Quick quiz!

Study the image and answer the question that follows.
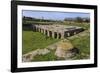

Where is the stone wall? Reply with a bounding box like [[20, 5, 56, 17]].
[[32, 24, 84, 39]]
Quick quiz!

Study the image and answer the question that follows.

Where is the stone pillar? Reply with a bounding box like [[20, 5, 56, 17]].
[[44, 29, 46, 34], [42, 29, 45, 34], [67, 32, 70, 37], [61, 33, 64, 39], [39, 28, 41, 32], [41, 29, 43, 33], [52, 32, 55, 38], [74, 32, 76, 35], [57, 32, 59, 39], [44, 30, 47, 35]]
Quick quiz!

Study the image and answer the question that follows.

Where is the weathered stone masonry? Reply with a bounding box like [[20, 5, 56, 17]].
[[32, 24, 84, 39]]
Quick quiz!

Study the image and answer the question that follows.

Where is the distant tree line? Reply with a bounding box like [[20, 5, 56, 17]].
[[23, 16, 57, 22], [23, 16, 90, 24], [64, 17, 90, 23]]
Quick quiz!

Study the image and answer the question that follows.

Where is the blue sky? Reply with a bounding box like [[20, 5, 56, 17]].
[[22, 10, 90, 20]]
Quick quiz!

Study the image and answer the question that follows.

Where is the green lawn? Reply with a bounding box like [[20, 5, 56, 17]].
[[63, 22, 90, 29], [22, 31, 59, 54], [23, 20, 56, 25], [68, 31, 90, 59]]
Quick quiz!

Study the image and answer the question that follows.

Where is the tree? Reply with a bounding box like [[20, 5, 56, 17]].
[[75, 17, 83, 23], [64, 18, 73, 21]]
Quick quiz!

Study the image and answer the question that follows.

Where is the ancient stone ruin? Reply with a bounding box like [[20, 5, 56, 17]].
[[32, 24, 84, 39]]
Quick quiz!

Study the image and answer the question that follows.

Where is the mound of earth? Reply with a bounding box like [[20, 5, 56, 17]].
[[55, 39, 78, 59]]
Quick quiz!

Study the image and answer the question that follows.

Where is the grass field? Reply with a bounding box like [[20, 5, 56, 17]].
[[22, 31, 60, 54], [67, 30, 90, 59], [63, 22, 90, 29], [23, 20, 57, 25]]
